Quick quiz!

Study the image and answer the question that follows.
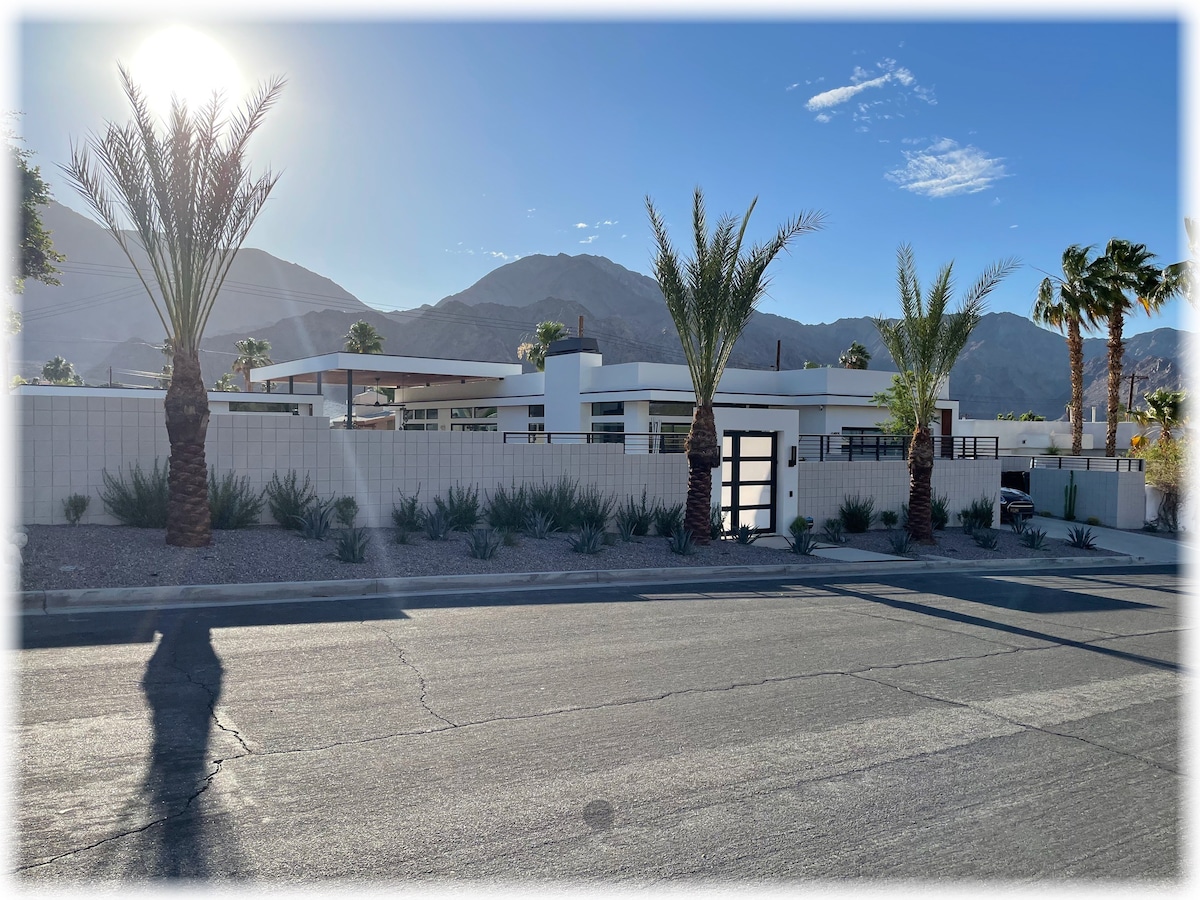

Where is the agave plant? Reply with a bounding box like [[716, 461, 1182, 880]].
[[667, 527, 697, 556], [571, 523, 605, 555], [1066, 525, 1098, 550], [732, 524, 759, 545], [295, 502, 336, 541], [334, 526, 371, 562], [466, 527, 503, 560], [1020, 527, 1048, 550]]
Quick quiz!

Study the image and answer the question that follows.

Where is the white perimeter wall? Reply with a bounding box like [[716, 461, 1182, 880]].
[[1029, 468, 1146, 530]]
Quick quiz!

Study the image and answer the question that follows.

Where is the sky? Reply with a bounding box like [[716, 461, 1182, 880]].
[[5, 2, 1197, 340]]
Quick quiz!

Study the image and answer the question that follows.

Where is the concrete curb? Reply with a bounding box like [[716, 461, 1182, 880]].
[[16, 553, 1152, 615]]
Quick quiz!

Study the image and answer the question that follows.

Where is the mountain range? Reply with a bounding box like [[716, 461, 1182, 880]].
[[14, 201, 1190, 420]]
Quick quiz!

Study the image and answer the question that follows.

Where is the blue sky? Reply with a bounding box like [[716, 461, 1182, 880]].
[[8, 4, 1195, 338]]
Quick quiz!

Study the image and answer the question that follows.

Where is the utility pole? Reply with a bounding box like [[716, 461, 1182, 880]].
[[775, 340, 781, 371], [1126, 372, 1149, 414]]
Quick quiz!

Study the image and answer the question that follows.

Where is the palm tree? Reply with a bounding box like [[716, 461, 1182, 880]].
[[873, 245, 1018, 542], [344, 319, 385, 354], [517, 320, 569, 371], [1093, 239, 1180, 457], [232, 337, 273, 392], [63, 64, 284, 547], [1032, 244, 1105, 456], [647, 187, 825, 543], [213, 372, 240, 392], [1132, 387, 1186, 444], [838, 341, 871, 369], [41, 355, 76, 385]]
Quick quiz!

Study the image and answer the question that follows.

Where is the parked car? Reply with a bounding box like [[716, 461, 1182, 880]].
[[1000, 486, 1035, 523]]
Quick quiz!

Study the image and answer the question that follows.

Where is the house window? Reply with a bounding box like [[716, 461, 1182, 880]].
[[528, 405, 544, 418], [649, 401, 694, 417], [591, 401, 624, 416], [591, 422, 624, 444], [657, 422, 689, 454], [451, 423, 497, 432]]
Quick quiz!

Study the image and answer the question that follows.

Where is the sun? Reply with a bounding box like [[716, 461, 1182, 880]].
[[129, 26, 245, 119]]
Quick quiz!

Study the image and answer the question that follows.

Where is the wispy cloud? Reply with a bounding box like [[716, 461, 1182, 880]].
[[786, 82, 800, 91], [444, 246, 523, 261], [884, 138, 1009, 198], [804, 58, 934, 127], [574, 222, 588, 229], [579, 234, 598, 244]]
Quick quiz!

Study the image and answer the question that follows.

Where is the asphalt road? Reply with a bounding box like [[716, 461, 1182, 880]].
[[10, 564, 1186, 885]]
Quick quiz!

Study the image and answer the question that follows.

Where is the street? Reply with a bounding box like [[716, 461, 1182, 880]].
[[10, 564, 1186, 883]]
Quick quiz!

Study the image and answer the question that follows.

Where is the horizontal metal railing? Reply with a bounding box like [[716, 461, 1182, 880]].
[[795, 434, 999, 462], [503, 432, 686, 453], [1029, 455, 1144, 472]]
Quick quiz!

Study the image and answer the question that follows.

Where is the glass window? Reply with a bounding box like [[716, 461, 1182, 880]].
[[528, 405, 545, 418], [591, 401, 624, 416], [591, 422, 624, 444], [528, 422, 545, 432], [451, 407, 473, 419], [476, 407, 497, 419], [649, 401, 694, 417]]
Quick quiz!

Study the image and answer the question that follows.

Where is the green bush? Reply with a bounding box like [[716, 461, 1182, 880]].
[[1086, 516, 1102, 527], [959, 494, 994, 534], [332, 496, 359, 528], [888, 529, 913, 555], [525, 510, 559, 539], [1020, 528, 1048, 550], [571, 523, 605, 555], [839, 494, 875, 533], [466, 527, 502, 559], [710, 504, 725, 540], [732, 524, 759, 544], [667, 527, 697, 556], [100, 460, 168, 528], [880, 509, 899, 530], [1066, 525, 1097, 550], [616, 488, 655, 537], [266, 470, 317, 530], [434, 483, 480, 531], [392, 488, 425, 534], [972, 527, 999, 550], [296, 502, 335, 540], [575, 483, 616, 531], [821, 518, 844, 544], [653, 502, 684, 537], [208, 470, 264, 529], [787, 528, 817, 555], [62, 493, 90, 526], [485, 482, 529, 531], [931, 494, 950, 530], [335, 526, 370, 562], [529, 477, 579, 531], [424, 507, 452, 541]]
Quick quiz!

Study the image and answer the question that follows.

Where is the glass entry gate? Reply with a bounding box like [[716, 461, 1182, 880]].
[[719, 431, 778, 534]]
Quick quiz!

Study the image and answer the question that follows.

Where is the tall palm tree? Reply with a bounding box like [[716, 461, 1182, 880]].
[[1093, 239, 1180, 456], [647, 187, 825, 544], [1032, 244, 1105, 456], [873, 245, 1018, 541], [517, 320, 569, 371], [1132, 387, 1186, 444], [64, 64, 284, 547], [232, 337, 273, 392], [838, 341, 871, 369], [344, 319, 385, 354]]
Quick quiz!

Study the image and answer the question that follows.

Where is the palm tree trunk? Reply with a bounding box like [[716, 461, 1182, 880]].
[[907, 425, 935, 542], [1067, 322, 1084, 456], [164, 349, 212, 547], [684, 404, 721, 545], [1105, 311, 1124, 457]]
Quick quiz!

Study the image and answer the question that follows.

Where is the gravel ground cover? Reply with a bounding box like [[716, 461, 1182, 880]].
[[16, 523, 1122, 593]]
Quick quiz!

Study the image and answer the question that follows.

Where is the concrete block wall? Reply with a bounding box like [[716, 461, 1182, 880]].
[[16, 394, 688, 527], [1030, 468, 1146, 529], [794, 459, 1003, 529]]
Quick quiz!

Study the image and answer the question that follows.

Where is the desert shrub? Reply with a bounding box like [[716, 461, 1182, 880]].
[[529, 477, 579, 531], [1131, 437, 1186, 531], [62, 493, 90, 526], [820, 518, 844, 544], [880, 509, 899, 530], [732, 524, 759, 545], [485, 482, 529, 531], [616, 517, 636, 542], [667, 527, 697, 556], [710, 504, 725, 540], [931, 494, 950, 530], [296, 502, 336, 540], [434, 483, 480, 531], [100, 460, 168, 528], [424, 507, 452, 541], [1009, 514, 1028, 536], [653, 502, 684, 537], [335, 526, 370, 562], [525, 510, 559, 539], [393, 529, 414, 545], [1020, 528, 1048, 550], [616, 488, 654, 537], [208, 469, 264, 530], [575, 483, 616, 531], [972, 527, 999, 550], [466, 527, 502, 559], [332, 496, 359, 528], [788, 516, 811, 540], [571, 523, 605, 555], [392, 488, 425, 537], [888, 529, 913, 555], [839, 494, 875, 533], [787, 528, 817, 556], [1066, 525, 1098, 550], [1086, 516, 1102, 527], [959, 494, 995, 534], [266, 470, 317, 530]]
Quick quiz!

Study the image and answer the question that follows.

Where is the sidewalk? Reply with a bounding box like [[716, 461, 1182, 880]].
[[1026, 516, 1186, 564]]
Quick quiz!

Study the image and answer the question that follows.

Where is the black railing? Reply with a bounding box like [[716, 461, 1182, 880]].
[[1030, 455, 1144, 472], [795, 434, 999, 462], [503, 432, 686, 453]]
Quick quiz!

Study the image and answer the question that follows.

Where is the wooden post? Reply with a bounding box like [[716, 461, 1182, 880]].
[[578, 315, 584, 338]]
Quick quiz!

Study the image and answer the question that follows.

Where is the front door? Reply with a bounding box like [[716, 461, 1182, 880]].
[[720, 431, 777, 534]]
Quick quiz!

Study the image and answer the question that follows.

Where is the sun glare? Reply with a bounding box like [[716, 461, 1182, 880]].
[[129, 26, 245, 119]]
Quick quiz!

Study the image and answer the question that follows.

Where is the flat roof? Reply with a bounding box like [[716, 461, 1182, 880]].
[[251, 352, 522, 388]]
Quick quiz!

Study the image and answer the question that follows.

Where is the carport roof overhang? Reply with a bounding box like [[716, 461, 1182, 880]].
[[250, 352, 523, 388]]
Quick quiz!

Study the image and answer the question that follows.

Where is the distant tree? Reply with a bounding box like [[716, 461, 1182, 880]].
[[1033, 244, 1106, 456], [232, 337, 273, 391], [10, 128, 65, 293], [802, 360, 821, 369], [517, 320, 569, 371], [63, 64, 285, 547], [157, 335, 173, 389], [213, 372, 240, 392], [41, 355, 79, 385], [996, 411, 1016, 421], [873, 245, 1017, 541], [344, 320, 384, 354], [647, 186, 825, 543], [838, 341, 871, 369], [1018, 410, 1045, 422]]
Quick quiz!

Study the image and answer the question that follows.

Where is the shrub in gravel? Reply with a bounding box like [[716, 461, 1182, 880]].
[[571, 523, 605, 554], [62, 493, 90, 526], [732, 524, 759, 544], [710, 504, 726, 540], [616, 488, 655, 537], [335, 526, 371, 562], [575, 484, 616, 532], [787, 528, 817, 556], [959, 495, 995, 534], [296, 501, 336, 540], [525, 510, 559, 539], [208, 469, 264, 530], [485, 482, 529, 532], [1020, 528, 1048, 550], [1066, 525, 1098, 550], [888, 529, 913, 555], [972, 527, 1000, 550], [466, 527, 502, 560], [839, 494, 875, 533], [100, 460, 168, 528], [667, 527, 697, 556], [434, 483, 480, 531], [880, 509, 899, 530], [424, 507, 452, 541], [266, 470, 317, 531], [1010, 515, 1029, 536], [653, 502, 684, 537], [821, 518, 845, 544], [529, 477, 579, 531], [931, 494, 950, 530], [332, 496, 359, 528], [392, 488, 425, 534], [616, 517, 636, 542]]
